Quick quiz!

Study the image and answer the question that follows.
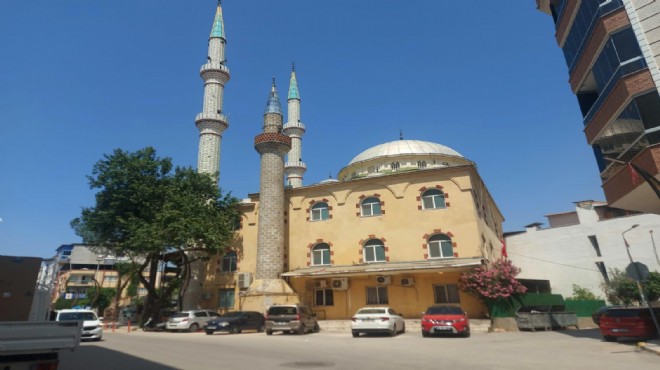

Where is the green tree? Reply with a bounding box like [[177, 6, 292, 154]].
[[643, 271, 660, 302], [71, 147, 239, 322], [603, 268, 642, 305], [565, 284, 601, 301]]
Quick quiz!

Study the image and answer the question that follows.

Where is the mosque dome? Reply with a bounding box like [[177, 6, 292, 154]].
[[337, 139, 470, 182]]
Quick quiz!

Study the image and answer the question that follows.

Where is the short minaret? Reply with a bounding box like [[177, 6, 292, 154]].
[[196, 1, 230, 180], [184, 1, 229, 310], [241, 80, 299, 311], [283, 63, 307, 188]]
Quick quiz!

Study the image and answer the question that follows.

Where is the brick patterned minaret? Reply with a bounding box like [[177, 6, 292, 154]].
[[284, 63, 307, 188], [254, 79, 292, 279], [196, 1, 230, 180]]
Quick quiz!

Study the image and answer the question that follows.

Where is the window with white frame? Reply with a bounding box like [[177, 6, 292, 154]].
[[312, 243, 331, 266], [427, 234, 453, 259], [310, 202, 330, 221], [360, 197, 381, 217], [421, 188, 446, 209], [221, 251, 237, 272], [417, 160, 426, 169], [433, 284, 460, 304], [315, 289, 334, 306], [366, 286, 388, 304], [363, 239, 386, 263]]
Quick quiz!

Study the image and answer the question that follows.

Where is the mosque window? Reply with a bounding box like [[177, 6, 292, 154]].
[[433, 284, 460, 304], [390, 162, 400, 171], [417, 161, 426, 169], [360, 197, 382, 217], [366, 286, 388, 304], [221, 251, 237, 272], [311, 202, 330, 221], [421, 189, 446, 209], [315, 289, 334, 306], [427, 234, 453, 259], [363, 239, 386, 263], [312, 243, 331, 266]]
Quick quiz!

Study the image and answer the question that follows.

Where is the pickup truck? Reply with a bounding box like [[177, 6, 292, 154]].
[[0, 320, 82, 369]]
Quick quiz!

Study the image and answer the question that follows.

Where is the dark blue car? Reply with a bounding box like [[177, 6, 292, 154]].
[[203, 311, 265, 335]]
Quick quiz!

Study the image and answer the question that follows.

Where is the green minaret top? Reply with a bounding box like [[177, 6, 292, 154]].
[[288, 63, 300, 100], [210, 1, 225, 39]]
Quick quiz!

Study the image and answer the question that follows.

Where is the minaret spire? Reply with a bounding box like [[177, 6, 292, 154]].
[[283, 63, 307, 188]]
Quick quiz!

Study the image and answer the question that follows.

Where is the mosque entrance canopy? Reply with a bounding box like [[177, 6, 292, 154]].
[[282, 257, 483, 278]]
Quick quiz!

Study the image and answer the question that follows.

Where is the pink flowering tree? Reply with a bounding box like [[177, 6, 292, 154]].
[[459, 259, 527, 316]]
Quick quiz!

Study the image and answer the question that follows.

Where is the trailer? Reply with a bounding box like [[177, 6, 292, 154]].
[[0, 321, 82, 369]]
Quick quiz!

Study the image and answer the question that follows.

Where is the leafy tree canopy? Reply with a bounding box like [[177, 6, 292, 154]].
[[459, 259, 527, 300], [565, 284, 601, 301], [71, 147, 240, 320], [602, 268, 660, 305]]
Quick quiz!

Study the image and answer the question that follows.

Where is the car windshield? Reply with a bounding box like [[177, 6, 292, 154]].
[[171, 312, 191, 318], [605, 309, 645, 318], [427, 306, 463, 315], [357, 309, 386, 315], [58, 312, 97, 321], [268, 307, 297, 315], [219, 312, 243, 318]]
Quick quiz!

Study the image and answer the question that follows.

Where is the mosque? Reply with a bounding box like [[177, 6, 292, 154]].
[[193, 2, 505, 319]]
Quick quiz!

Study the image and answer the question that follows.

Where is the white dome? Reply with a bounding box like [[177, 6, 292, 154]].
[[347, 140, 463, 165]]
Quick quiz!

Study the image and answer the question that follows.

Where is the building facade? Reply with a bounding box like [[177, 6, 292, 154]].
[[506, 200, 660, 299], [536, 0, 660, 213]]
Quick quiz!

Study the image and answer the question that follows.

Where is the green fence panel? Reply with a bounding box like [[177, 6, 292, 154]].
[[564, 300, 606, 317]]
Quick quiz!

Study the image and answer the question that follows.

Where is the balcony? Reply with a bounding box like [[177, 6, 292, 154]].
[[602, 144, 660, 213], [195, 112, 228, 125]]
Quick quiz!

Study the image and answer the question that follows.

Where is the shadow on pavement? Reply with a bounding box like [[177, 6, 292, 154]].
[[554, 328, 603, 340], [59, 344, 177, 370]]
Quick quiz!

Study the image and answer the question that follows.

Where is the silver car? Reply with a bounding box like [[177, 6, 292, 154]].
[[166, 310, 219, 332]]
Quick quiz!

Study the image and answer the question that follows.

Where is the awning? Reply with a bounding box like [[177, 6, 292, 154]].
[[282, 258, 483, 278]]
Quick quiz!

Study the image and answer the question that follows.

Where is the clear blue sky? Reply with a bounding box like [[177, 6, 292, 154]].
[[0, 1, 603, 258]]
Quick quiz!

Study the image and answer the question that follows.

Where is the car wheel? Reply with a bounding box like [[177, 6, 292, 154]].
[[205, 330, 214, 335], [266, 329, 273, 335], [313, 323, 320, 333], [390, 325, 397, 337], [230, 326, 239, 334], [422, 331, 429, 338], [462, 329, 471, 338], [603, 335, 617, 342], [297, 324, 306, 335], [352, 330, 360, 338], [257, 324, 265, 333], [401, 323, 406, 334], [188, 323, 199, 333]]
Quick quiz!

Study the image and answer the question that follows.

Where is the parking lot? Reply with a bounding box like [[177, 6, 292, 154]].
[[59, 328, 659, 370]]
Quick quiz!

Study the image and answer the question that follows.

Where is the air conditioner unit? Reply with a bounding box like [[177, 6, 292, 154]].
[[237, 272, 252, 289], [331, 278, 348, 290], [314, 280, 327, 289], [376, 276, 391, 285], [400, 278, 414, 286]]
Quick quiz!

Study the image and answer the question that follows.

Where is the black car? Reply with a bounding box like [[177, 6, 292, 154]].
[[203, 311, 266, 335]]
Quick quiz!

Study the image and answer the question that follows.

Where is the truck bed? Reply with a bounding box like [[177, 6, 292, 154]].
[[0, 321, 82, 356]]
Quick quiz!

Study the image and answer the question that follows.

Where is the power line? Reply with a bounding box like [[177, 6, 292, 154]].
[[507, 251, 601, 273]]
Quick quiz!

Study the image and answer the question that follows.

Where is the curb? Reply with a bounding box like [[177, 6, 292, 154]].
[[637, 342, 660, 356]]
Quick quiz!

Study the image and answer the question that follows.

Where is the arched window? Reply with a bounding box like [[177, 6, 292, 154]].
[[361, 197, 382, 217], [421, 188, 446, 209], [417, 161, 426, 169], [390, 162, 400, 171], [427, 234, 453, 259], [363, 239, 386, 263], [312, 243, 331, 266], [311, 202, 329, 221], [221, 251, 237, 272]]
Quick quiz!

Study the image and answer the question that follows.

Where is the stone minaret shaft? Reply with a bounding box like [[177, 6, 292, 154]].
[[254, 80, 292, 280], [196, 2, 230, 180], [283, 65, 306, 188]]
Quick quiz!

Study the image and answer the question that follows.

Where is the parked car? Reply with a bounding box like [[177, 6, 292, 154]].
[[55, 309, 103, 341], [591, 305, 623, 326], [264, 304, 319, 335], [599, 307, 660, 342], [420, 304, 470, 338], [165, 310, 219, 332], [351, 306, 405, 337], [204, 311, 265, 335]]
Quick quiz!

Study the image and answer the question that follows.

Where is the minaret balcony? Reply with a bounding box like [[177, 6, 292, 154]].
[[200, 62, 230, 81], [196, 112, 229, 126], [285, 161, 307, 170], [284, 120, 305, 130]]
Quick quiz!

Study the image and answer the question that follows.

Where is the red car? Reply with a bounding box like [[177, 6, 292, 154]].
[[599, 307, 660, 342], [421, 304, 470, 337]]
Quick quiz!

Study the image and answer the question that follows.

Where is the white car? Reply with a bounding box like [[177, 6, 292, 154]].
[[351, 307, 405, 337], [166, 310, 219, 332], [55, 309, 103, 341]]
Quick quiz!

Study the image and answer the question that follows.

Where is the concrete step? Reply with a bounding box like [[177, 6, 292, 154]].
[[318, 319, 491, 334]]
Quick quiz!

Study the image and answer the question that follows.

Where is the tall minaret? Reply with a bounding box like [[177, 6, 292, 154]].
[[196, 1, 230, 180], [184, 1, 229, 310], [242, 80, 299, 311], [283, 63, 307, 188]]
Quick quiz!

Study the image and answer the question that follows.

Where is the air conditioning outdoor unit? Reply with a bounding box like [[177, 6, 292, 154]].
[[331, 278, 349, 290], [237, 272, 252, 289], [314, 280, 328, 289], [376, 276, 391, 285], [400, 278, 415, 286]]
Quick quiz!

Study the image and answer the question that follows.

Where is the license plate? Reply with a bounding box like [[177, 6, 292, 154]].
[[362, 318, 373, 322], [275, 322, 286, 325], [612, 329, 629, 333], [206, 326, 217, 330], [434, 326, 452, 332]]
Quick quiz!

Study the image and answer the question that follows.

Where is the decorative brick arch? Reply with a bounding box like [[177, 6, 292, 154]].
[[358, 235, 389, 263], [306, 198, 333, 221], [417, 185, 450, 210], [355, 193, 385, 217], [421, 230, 458, 259], [306, 239, 334, 267]]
